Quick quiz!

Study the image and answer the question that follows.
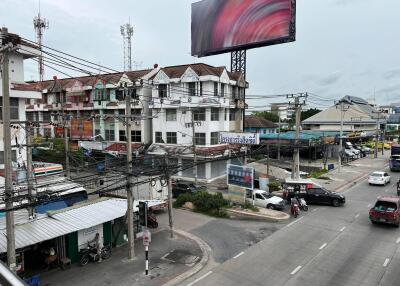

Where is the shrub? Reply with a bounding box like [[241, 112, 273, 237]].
[[268, 181, 281, 192], [173, 193, 193, 208], [174, 191, 229, 217]]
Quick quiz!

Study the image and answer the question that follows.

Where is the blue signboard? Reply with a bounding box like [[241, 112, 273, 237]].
[[227, 164, 255, 190]]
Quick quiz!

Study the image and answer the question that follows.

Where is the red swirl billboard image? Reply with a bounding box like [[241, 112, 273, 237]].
[[191, 0, 296, 57]]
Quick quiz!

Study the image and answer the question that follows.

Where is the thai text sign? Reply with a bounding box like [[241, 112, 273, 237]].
[[219, 132, 260, 145]]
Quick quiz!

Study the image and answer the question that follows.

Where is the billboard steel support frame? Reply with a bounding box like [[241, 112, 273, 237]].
[[231, 49, 247, 132], [231, 50, 246, 80]]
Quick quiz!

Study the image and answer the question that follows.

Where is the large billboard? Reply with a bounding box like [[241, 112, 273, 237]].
[[191, 0, 296, 57]]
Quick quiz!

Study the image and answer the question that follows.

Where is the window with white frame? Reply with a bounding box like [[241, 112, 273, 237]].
[[155, 132, 163, 143], [189, 82, 196, 97], [105, 128, 115, 141], [131, 130, 141, 142], [193, 109, 206, 121], [0, 98, 19, 120], [211, 132, 219, 145], [211, 108, 219, 121], [119, 130, 126, 141], [166, 132, 177, 144], [195, 133, 206, 146], [229, 109, 236, 121], [166, 109, 177, 121], [158, 84, 168, 98]]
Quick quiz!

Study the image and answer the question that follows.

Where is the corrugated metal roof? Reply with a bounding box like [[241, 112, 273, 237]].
[[0, 199, 127, 253], [260, 130, 342, 141], [49, 199, 127, 230]]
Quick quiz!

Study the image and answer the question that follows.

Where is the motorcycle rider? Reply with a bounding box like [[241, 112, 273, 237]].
[[88, 233, 102, 262]]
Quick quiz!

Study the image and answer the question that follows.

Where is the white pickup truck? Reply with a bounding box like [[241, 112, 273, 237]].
[[247, 189, 285, 210]]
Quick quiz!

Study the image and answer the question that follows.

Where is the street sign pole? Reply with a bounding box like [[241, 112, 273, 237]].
[[142, 228, 151, 276]]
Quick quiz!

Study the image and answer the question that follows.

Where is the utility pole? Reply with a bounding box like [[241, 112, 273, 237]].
[[336, 102, 349, 173], [125, 84, 135, 259], [373, 110, 382, 159], [165, 157, 174, 238], [277, 112, 281, 161], [26, 124, 34, 218], [1, 27, 16, 271], [287, 93, 307, 180], [64, 118, 70, 177], [191, 109, 198, 185]]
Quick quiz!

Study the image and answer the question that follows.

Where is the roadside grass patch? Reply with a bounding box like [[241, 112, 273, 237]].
[[307, 169, 330, 180], [243, 201, 259, 212]]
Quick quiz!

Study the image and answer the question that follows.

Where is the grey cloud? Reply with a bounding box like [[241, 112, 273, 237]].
[[316, 72, 343, 86], [377, 83, 400, 94], [382, 68, 400, 80]]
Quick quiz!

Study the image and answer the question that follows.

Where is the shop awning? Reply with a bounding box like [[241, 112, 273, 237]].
[[0, 198, 127, 253]]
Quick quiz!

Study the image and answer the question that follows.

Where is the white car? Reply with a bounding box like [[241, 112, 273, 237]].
[[368, 171, 391, 186], [344, 149, 355, 158], [250, 190, 285, 210]]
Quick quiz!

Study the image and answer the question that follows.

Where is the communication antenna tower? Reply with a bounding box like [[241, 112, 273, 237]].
[[120, 22, 134, 71], [33, 0, 49, 81]]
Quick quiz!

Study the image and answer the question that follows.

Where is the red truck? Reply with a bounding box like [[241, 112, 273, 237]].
[[369, 196, 400, 227]]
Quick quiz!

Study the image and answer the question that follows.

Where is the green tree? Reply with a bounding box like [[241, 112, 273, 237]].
[[301, 108, 321, 121], [252, 111, 279, 122]]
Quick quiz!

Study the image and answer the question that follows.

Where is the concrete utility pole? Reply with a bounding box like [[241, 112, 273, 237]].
[[191, 109, 198, 185], [64, 119, 70, 177], [165, 157, 174, 238], [125, 84, 135, 259], [373, 110, 382, 159], [1, 27, 16, 271], [26, 124, 34, 217], [336, 102, 348, 173], [277, 112, 281, 161], [287, 93, 307, 180]]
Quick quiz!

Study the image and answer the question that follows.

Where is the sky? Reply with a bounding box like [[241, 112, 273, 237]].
[[1, 0, 400, 109]]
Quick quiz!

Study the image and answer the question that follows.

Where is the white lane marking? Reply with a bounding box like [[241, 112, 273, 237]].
[[286, 217, 304, 228], [291, 265, 302, 275], [233, 251, 244, 259], [383, 258, 390, 267], [367, 203, 372, 208], [355, 213, 360, 218], [312, 208, 318, 213], [319, 243, 327, 250], [396, 237, 400, 244], [340, 226, 346, 232], [186, 271, 213, 286]]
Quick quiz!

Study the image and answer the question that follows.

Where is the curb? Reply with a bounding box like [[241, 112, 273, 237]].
[[226, 208, 290, 222], [335, 163, 389, 193], [163, 229, 212, 286]]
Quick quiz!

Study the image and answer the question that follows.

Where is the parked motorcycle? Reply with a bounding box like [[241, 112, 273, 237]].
[[298, 198, 308, 211], [290, 198, 300, 218], [79, 244, 111, 266]]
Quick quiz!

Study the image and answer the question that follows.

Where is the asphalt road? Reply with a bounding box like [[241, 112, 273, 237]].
[[158, 208, 285, 264], [187, 168, 400, 286]]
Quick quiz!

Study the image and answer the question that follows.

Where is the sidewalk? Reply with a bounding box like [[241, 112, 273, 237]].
[[40, 230, 202, 286], [311, 154, 390, 192]]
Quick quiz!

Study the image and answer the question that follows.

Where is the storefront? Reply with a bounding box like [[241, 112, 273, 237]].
[[0, 198, 128, 275]]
